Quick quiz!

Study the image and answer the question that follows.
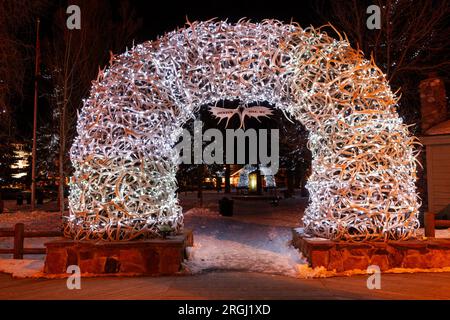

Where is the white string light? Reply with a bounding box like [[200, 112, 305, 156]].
[[65, 20, 420, 241]]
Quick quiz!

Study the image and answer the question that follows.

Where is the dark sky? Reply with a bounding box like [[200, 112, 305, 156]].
[[17, 0, 449, 139], [16, 0, 320, 139], [133, 0, 318, 40]]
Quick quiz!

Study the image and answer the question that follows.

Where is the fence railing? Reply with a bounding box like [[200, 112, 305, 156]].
[[0, 223, 62, 259], [424, 212, 450, 238]]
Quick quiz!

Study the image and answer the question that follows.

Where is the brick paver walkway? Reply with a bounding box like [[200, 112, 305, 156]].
[[1, 271, 449, 299]]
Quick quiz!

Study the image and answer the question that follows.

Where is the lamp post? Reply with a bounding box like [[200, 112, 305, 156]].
[[31, 18, 40, 211]]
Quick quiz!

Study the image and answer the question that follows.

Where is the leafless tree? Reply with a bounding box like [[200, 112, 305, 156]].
[[43, 0, 142, 214], [313, 0, 450, 129], [313, 0, 450, 216], [0, 1, 49, 135], [0, 1, 51, 191]]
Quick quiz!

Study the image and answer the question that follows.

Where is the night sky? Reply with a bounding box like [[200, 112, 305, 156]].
[[133, 0, 318, 40], [14, 0, 446, 139], [15, 0, 321, 139]]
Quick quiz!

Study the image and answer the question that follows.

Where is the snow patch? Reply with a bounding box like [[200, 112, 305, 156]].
[[183, 235, 307, 277], [183, 206, 450, 278], [0, 259, 44, 278]]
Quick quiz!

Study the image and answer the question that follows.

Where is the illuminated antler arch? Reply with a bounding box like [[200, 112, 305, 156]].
[[65, 19, 420, 241]]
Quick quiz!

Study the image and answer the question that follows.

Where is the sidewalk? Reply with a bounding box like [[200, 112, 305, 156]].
[[1, 271, 449, 299]]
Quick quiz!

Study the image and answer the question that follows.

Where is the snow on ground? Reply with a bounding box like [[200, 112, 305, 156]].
[[183, 208, 307, 277], [417, 228, 450, 238], [182, 204, 450, 278], [181, 193, 312, 277], [181, 192, 450, 278], [0, 210, 64, 260], [0, 259, 44, 278], [0, 210, 63, 232]]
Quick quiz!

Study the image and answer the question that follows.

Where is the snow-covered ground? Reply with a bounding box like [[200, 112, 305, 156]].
[[0, 210, 63, 231], [181, 192, 310, 276], [183, 207, 307, 277], [181, 194, 450, 278], [181, 191, 450, 278], [417, 228, 450, 238], [0, 210, 64, 260]]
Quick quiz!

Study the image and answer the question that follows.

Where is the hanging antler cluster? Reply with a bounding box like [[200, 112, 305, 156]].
[[65, 19, 420, 241]]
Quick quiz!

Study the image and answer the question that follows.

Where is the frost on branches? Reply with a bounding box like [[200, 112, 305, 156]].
[[65, 20, 420, 241]]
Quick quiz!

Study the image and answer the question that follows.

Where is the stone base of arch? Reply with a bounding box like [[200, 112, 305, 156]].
[[292, 228, 450, 272], [44, 231, 193, 275]]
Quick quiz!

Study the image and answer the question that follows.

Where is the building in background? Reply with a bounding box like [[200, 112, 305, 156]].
[[421, 121, 450, 214], [11, 142, 30, 180], [419, 74, 450, 216]]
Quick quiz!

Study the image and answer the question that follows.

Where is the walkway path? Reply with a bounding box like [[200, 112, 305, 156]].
[[1, 271, 449, 299], [182, 193, 307, 277]]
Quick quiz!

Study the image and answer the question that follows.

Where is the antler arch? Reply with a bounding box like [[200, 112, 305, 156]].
[[66, 20, 420, 241]]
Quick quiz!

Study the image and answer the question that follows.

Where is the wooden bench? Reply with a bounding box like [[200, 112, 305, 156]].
[[0, 223, 63, 259], [424, 212, 450, 237]]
